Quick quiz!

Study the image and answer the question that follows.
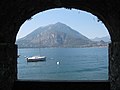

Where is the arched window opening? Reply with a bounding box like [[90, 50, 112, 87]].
[[16, 8, 110, 80]]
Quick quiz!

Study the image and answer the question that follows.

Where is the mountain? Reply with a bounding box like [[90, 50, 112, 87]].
[[92, 36, 111, 42], [16, 22, 107, 48]]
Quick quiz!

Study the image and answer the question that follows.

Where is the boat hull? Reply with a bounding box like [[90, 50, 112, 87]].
[[26, 56, 46, 62]]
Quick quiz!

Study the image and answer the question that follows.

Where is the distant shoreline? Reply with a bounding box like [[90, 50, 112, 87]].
[[18, 46, 108, 49]]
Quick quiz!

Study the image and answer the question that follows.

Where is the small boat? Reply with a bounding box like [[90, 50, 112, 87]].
[[26, 56, 46, 62]]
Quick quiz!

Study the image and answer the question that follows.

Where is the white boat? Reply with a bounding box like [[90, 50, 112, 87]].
[[26, 56, 46, 62]]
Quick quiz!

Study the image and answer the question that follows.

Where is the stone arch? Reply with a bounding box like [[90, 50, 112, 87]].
[[15, 0, 111, 82], [1, 0, 120, 90], [13, 1, 116, 90]]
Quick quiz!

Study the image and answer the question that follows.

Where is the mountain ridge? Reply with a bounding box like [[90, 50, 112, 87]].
[[16, 22, 108, 48], [91, 35, 111, 42]]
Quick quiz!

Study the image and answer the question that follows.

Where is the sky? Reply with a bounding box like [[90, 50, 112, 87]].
[[16, 8, 110, 40]]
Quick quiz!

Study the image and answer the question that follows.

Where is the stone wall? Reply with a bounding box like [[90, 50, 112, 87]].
[[109, 42, 120, 90], [0, 0, 120, 90], [0, 44, 17, 90]]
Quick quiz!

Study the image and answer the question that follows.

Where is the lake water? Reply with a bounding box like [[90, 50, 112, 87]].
[[17, 47, 108, 80]]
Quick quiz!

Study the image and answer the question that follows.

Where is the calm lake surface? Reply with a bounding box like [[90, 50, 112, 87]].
[[17, 47, 108, 80]]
